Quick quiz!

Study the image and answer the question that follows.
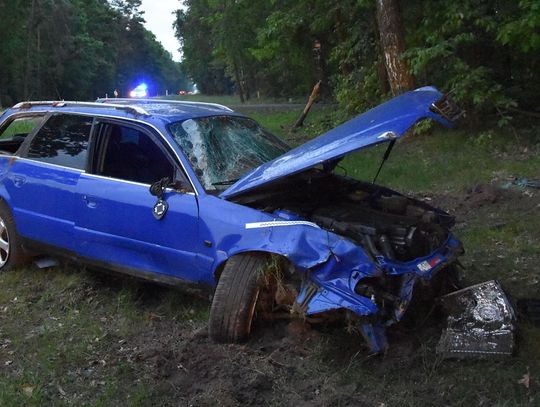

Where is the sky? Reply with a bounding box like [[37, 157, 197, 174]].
[[140, 0, 183, 61]]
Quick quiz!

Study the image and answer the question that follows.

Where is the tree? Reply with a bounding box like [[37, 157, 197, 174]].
[[375, 0, 415, 95], [0, 0, 186, 105]]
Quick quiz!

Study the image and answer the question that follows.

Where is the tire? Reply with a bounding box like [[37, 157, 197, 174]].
[[209, 253, 269, 343], [0, 201, 26, 271]]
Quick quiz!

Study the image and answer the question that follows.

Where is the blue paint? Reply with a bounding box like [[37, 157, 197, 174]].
[[221, 87, 450, 198]]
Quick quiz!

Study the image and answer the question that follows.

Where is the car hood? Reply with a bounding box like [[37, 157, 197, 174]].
[[221, 86, 454, 199]]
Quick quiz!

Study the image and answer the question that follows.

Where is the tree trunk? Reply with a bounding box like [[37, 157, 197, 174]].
[[376, 0, 415, 95], [373, 15, 390, 95], [24, 0, 36, 99], [233, 61, 245, 103], [293, 80, 321, 128]]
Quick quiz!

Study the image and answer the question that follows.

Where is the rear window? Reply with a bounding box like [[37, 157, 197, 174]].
[[0, 115, 45, 140], [26, 114, 92, 170]]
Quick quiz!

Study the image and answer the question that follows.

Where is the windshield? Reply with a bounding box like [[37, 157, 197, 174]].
[[169, 116, 289, 190]]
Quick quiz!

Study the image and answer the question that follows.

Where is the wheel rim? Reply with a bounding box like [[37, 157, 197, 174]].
[[0, 218, 10, 267]]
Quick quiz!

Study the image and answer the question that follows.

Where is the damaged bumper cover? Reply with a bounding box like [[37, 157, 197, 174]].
[[437, 280, 516, 358], [295, 234, 464, 352]]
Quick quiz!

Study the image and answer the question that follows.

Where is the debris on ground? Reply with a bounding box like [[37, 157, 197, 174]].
[[437, 280, 516, 359], [501, 178, 540, 190]]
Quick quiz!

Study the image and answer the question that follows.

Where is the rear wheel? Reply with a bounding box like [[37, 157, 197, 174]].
[[0, 202, 27, 271], [209, 253, 270, 343]]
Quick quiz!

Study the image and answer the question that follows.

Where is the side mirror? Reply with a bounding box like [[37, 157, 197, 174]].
[[149, 177, 171, 199], [149, 177, 171, 220]]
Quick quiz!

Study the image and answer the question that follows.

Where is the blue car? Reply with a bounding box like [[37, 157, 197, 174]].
[[0, 88, 464, 352]]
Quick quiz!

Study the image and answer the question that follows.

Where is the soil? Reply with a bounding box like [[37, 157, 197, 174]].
[[96, 184, 538, 406]]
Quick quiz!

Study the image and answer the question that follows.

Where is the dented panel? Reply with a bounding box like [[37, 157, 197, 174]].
[[221, 87, 453, 199]]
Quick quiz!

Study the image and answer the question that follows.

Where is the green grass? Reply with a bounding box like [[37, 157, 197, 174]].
[[0, 266, 209, 406], [341, 128, 540, 193]]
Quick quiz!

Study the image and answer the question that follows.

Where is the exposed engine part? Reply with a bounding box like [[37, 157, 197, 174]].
[[378, 234, 395, 258], [310, 198, 448, 261]]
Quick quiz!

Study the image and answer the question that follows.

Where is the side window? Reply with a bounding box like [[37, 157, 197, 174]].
[[97, 124, 175, 185], [0, 115, 45, 140], [26, 114, 92, 170]]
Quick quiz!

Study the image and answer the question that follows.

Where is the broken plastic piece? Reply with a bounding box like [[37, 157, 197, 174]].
[[34, 257, 59, 269], [437, 280, 516, 358], [359, 323, 388, 353]]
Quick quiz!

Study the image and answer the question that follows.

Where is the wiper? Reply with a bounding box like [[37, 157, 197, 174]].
[[212, 178, 240, 186]]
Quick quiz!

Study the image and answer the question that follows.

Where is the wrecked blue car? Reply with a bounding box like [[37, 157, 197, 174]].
[[0, 87, 466, 352]]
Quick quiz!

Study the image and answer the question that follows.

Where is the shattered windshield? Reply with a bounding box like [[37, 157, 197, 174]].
[[169, 116, 289, 190]]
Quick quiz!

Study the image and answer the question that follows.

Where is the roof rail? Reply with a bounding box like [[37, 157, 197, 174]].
[[12, 101, 150, 116], [97, 98, 234, 112]]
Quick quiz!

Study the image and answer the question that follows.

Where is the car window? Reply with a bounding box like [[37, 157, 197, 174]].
[[97, 124, 175, 185], [0, 115, 45, 140], [169, 116, 289, 190], [26, 114, 92, 170]]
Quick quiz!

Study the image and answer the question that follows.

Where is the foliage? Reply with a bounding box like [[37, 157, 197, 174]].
[[175, 0, 540, 124], [0, 0, 187, 106]]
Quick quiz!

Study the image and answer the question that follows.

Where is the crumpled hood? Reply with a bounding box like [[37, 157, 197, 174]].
[[221, 86, 452, 199]]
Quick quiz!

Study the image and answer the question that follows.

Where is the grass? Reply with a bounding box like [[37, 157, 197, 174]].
[[252, 108, 540, 194], [0, 266, 209, 406], [0, 99, 539, 405]]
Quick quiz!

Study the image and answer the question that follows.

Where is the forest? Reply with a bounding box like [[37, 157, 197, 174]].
[[0, 0, 187, 106], [175, 0, 540, 123], [1, 0, 539, 122]]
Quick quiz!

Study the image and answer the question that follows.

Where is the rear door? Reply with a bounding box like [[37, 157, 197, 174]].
[[6, 113, 92, 250], [74, 119, 205, 283]]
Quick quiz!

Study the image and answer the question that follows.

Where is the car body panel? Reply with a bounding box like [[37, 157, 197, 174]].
[[74, 173, 207, 283], [221, 87, 450, 199], [6, 158, 83, 251]]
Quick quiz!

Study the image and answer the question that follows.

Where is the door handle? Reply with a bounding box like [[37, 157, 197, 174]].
[[82, 195, 98, 208], [12, 175, 26, 187]]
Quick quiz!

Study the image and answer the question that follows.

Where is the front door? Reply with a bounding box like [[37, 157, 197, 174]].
[[74, 120, 204, 283]]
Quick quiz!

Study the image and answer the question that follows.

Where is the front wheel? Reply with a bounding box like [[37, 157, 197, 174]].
[[208, 253, 269, 343], [0, 202, 27, 272]]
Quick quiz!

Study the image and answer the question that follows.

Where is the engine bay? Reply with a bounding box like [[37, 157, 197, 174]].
[[232, 170, 454, 262]]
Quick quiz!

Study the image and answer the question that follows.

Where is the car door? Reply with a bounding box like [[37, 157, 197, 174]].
[[6, 113, 92, 251], [74, 119, 204, 283]]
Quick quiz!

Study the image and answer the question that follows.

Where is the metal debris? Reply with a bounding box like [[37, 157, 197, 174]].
[[34, 257, 59, 269], [437, 280, 516, 358]]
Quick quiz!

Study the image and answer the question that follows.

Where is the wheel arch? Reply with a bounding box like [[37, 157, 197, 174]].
[[212, 249, 294, 283]]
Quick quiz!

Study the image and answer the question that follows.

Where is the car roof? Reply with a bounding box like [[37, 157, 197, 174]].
[[5, 99, 241, 124]]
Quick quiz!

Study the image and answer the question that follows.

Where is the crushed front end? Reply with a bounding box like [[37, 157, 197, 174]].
[[284, 178, 465, 352], [221, 88, 514, 352], [236, 173, 466, 352]]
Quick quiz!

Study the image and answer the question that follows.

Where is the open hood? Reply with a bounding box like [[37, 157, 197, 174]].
[[221, 86, 457, 199]]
